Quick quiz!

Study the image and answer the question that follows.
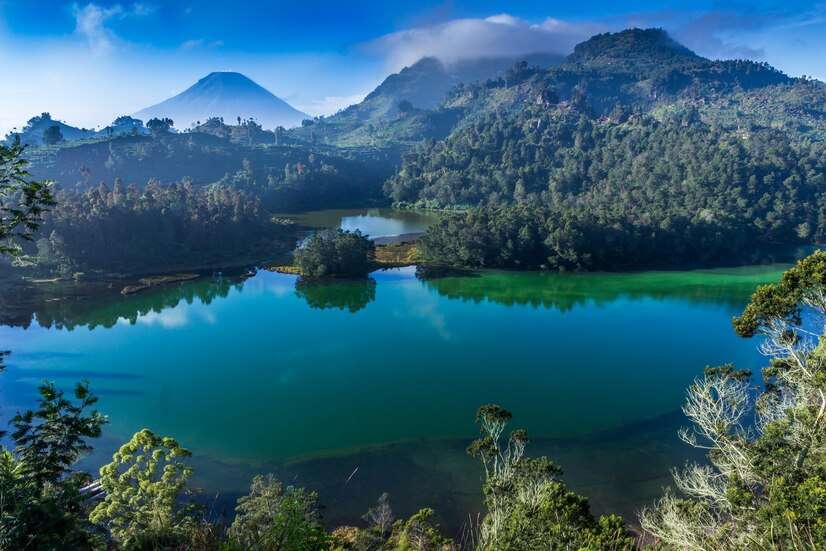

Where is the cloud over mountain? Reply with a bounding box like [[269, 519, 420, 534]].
[[364, 14, 605, 70]]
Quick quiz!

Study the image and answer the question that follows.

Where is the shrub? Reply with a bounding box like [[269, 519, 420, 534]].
[[228, 474, 330, 551]]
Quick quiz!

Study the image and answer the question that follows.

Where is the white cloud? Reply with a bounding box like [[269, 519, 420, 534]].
[[72, 2, 156, 55], [131, 2, 156, 17], [180, 39, 204, 50], [364, 14, 605, 71], [296, 91, 371, 117], [179, 38, 224, 50], [73, 3, 122, 54]]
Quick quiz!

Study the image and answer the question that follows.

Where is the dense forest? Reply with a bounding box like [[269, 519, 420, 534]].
[[411, 118, 826, 269], [385, 29, 826, 269], [6, 28, 825, 275], [9, 180, 298, 276]]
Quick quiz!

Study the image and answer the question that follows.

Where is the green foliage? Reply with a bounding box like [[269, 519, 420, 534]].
[[733, 249, 826, 337], [26, 180, 297, 275], [468, 405, 634, 551], [405, 113, 826, 270], [90, 429, 194, 546], [383, 508, 451, 551], [146, 117, 174, 135], [642, 251, 826, 549], [24, 131, 390, 214], [228, 474, 330, 551], [386, 29, 826, 271], [42, 124, 64, 146], [0, 382, 106, 549], [0, 141, 55, 256], [10, 381, 105, 488], [0, 449, 103, 550], [294, 229, 375, 278]]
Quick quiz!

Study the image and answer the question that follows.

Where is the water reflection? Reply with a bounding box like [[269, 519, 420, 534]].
[[295, 277, 376, 313], [0, 276, 243, 330], [0, 263, 789, 331], [284, 208, 441, 239], [419, 265, 788, 312]]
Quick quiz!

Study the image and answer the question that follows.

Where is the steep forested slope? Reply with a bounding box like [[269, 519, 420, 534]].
[[287, 54, 562, 148], [385, 29, 826, 270]]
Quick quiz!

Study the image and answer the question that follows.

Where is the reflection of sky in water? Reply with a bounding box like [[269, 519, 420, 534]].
[[286, 209, 438, 239], [113, 299, 218, 329], [340, 214, 425, 238]]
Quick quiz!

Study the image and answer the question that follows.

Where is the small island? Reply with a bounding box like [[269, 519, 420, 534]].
[[294, 229, 376, 278], [269, 229, 421, 277]]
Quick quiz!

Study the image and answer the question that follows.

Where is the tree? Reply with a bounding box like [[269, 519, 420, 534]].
[[228, 474, 329, 551], [89, 429, 194, 546], [146, 117, 174, 135], [363, 492, 394, 537], [0, 141, 55, 256], [641, 251, 826, 549], [468, 404, 633, 550], [0, 139, 58, 483], [10, 381, 104, 487], [0, 382, 106, 549], [384, 508, 451, 551], [42, 124, 63, 145], [293, 229, 375, 278]]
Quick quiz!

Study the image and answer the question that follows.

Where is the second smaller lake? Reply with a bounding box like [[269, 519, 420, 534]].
[[282, 208, 441, 240]]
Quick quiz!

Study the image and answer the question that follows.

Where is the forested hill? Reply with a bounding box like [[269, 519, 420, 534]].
[[386, 28, 826, 270], [25, 130, 392, 212], [12, 28, 826, 274], [287, 53, 562, 148]]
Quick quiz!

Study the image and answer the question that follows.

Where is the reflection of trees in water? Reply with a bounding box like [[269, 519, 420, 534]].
[[420, 269, 783, 313], [0, 277, 242, 330], [294, 277, 376, 313], [0, 266, 783, 328]]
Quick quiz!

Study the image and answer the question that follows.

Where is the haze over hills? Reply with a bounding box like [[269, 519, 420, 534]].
[[134, 71, 309, 130], [3, 112, 96, 146], [360, 53, 564, 114], [288, 52, 563, 147]]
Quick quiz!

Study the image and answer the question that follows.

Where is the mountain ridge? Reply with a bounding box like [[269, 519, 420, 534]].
[[288, 52, 563, 147]]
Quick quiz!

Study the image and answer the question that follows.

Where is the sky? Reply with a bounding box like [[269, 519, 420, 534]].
[[0, 0, 825, 135]]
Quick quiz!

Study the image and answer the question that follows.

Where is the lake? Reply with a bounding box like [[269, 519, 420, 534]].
[[282, 208, 442, 241], [0, 261, 784, 533]]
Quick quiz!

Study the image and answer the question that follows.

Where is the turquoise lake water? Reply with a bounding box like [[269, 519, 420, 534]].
[[0, 264, 786, 531]]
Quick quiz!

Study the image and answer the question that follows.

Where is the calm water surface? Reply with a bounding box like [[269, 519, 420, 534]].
[[282, 208, 441, 239], [0, 264, 786, 531]]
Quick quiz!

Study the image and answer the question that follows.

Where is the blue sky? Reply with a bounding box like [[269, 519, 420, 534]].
[[1, 0, 825, 134]]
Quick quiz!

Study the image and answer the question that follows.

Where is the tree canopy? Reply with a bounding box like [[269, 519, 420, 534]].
[[293, 229, 375, 278]]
